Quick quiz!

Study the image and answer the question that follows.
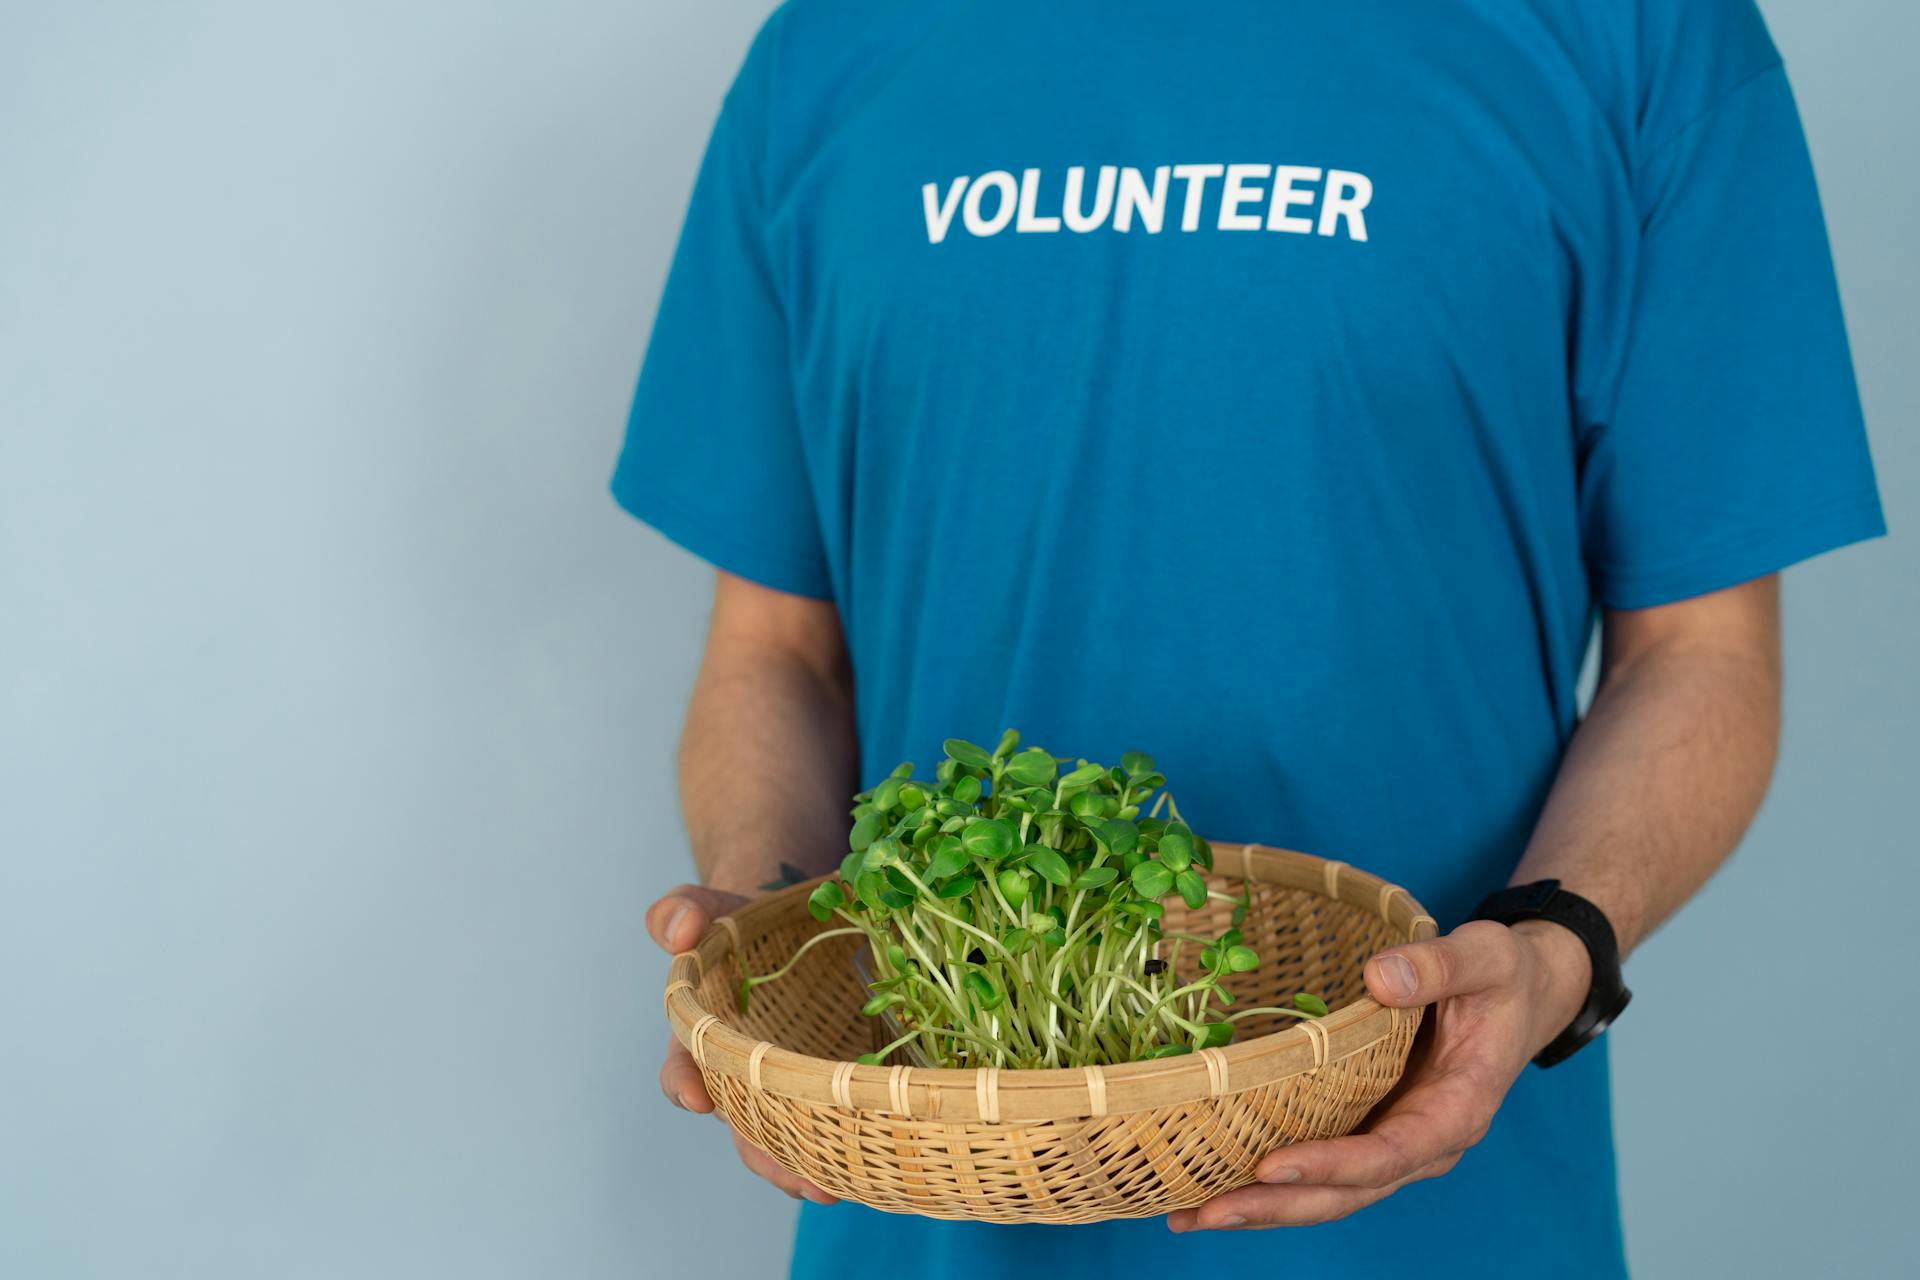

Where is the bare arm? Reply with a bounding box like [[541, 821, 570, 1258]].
[[1178, 575, 1783, 1232], [646, 571, 857, 1206], [676, 570, 859, 895], [1511, 573, 1780, 959]]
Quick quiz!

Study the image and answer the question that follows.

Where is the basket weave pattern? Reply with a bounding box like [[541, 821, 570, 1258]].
[[664, 842, 1433, 1223]]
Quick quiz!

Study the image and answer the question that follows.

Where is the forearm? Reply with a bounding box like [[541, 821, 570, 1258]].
[[679, 597, 858, 897], [1513, 605, 1781, 958], [1181, 581, 1787, 1231]]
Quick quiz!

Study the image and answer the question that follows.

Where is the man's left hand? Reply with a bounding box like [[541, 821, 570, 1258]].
[[1169, 917, 1591, 1232]]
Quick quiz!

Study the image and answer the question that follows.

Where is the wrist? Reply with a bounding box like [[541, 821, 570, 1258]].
[[1509, 919, 1592, 1056], [701, 853, 831, 901]]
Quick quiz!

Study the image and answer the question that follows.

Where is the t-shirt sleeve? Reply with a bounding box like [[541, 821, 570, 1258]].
[[1577, 61, 1886, 611], [610, 16, 833, 600]]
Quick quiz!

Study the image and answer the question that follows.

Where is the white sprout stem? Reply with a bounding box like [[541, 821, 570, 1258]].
[[1224, 1006, 1320, 1022], [742, 927, 866, 987]]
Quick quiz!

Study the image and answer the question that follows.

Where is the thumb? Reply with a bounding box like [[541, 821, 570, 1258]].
[[646, 884, 749, 954], [1363, 920, 1521, 1007]]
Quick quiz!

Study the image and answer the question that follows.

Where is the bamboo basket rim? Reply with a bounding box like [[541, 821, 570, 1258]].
[[663, 841, 1435, 1123]]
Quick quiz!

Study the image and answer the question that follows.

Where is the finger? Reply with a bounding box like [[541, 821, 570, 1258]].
[[1364, 919, 1521, 1006], [1170, 1155, 1459, 1231], [1170, 1184, 1381, 1231], [732, 1131, 838, 1205], [646, 884, 748, 953], [1254, 1070, 1494, 1188], [659, 1036, 714, 1114]]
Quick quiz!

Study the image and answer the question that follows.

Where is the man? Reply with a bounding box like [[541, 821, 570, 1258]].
[[616, 1, 1883, 1275]]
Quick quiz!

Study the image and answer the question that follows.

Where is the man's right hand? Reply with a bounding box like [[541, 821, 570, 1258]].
[[648, 884, 840, 1206]]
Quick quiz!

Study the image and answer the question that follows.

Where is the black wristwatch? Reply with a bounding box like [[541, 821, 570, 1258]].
[[1470, 880, 1631, 1068]]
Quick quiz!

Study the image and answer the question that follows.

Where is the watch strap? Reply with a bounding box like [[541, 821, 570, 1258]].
[[1470, 879, 1632, 1068]]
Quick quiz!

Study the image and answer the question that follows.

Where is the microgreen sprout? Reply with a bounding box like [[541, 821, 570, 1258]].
[[737, 731, 1329, 1069]]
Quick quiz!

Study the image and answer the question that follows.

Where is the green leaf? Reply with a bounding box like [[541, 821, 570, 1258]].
[[886, 944, 909, 970], [1004, 748, 1058, 788], [1226, 945, 1260, 973], [963, 971, 1003, 1010], [1035, 812, 1065, 846], [943, 738, 993, 770], [926, 835, 969, 881], [1193, 836, 1214, 872], [962, 818, 1016, 861], [1069, 791, 1115, 820], [1199, 1021, 1235, 1049], [1071, 865, 1118, 891], [1293, 992, 1330, 1017], [1175, 867, 1208, 910], [1134, 772, 1167, 792], [1158, 832, 1193, 872], [872, 777, 903, 812], [855, 870, 889, 911], [855, 1052, 884, 1066], [1220, 929, 1243, 948], [1041, 927, 1067, 947], [849, 812, 882, 853], [897, 784, 926, 812], [948, 897, 973, 924], [1118, 898, 1165, 921], [1141, 1043, 1192, 1059], [1062, 762, 1106, 786], [1003, 927, 1031, 954], [1025, 845, 1072, 887], [1201, 945, 1219, 970], [993, 729, 1021, 760], [1121, 751, 1156, 778], [1130, 860, 1174, 900], [935, 874, 977, 899], [807, 880, 847, 922], [861, 992, 904, 1016], [952, 774, 982, 805], [890, 760, 915, 779], [839, 849, 867, 885], [883, 866, 918, 898], [996, 867, 1031, 906]]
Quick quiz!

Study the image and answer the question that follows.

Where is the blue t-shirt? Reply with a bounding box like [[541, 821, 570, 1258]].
[[613, 2, 1884, 1275]]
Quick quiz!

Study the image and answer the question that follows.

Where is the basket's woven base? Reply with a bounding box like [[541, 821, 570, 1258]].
[[708, 1047, 1409, 1223], [688, 868, 1421, 1222]]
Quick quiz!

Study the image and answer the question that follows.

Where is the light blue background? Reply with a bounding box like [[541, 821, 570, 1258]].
[[0, 2, 1910, 1276]]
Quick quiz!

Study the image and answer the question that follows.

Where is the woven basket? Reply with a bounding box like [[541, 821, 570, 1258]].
[[663, 841, 1434, 1224]]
